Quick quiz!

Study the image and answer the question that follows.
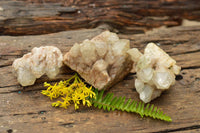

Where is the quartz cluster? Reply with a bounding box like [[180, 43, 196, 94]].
[[12, 31, 181, 103], [12, 46, 63, 86], [127, 43, 181, 103], [63, 31, 133, 90]]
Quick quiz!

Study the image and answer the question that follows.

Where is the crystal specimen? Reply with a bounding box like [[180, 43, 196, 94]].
[[63, 31, 133, 90], [127, 43, 181, 103], [12, 46, 63, 86]]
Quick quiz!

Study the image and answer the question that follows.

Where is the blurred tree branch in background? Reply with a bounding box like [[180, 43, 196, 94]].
[[1, 0, 200, 35]]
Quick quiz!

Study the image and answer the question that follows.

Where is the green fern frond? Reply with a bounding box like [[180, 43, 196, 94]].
[[91, 89, 172, 122]]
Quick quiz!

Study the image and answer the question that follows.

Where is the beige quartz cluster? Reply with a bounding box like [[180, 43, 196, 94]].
[[12, 46, 63, 86], [63, 31, 133, 90], [127, 43, 181, 103], [12, 31, 181, 103]]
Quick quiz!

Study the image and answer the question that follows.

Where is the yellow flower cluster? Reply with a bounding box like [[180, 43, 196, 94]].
[[41, 74, 96, 110]]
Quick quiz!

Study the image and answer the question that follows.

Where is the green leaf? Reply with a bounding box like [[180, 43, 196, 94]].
[[91, 89, 172, 122]]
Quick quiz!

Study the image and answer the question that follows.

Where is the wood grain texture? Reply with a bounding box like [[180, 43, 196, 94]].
[[1, 0, 200, 35], [0, 25, 200, 132]]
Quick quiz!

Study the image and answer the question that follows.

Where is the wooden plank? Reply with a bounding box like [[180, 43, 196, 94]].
[[1, 0, 200, 35], [0, 25, 200, 132], [0, 68, 199, 133]]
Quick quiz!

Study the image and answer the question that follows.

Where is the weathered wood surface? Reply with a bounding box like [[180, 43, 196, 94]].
[[0, 25, 200, 133], [1, 0, 200, 35]]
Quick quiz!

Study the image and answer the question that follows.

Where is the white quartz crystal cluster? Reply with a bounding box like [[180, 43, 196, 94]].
[[12, 46, 63, 86], [127, 43, 181, 103], [12, 31, 181, 103], [63, 31, 133, 90]]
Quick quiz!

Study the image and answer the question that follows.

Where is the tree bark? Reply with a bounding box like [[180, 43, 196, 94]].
[[1, 0, 200, 35], [0, 25, 200, 132]]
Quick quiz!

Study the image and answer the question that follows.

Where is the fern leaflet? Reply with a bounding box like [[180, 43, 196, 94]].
[[91, 89, 172, 122]]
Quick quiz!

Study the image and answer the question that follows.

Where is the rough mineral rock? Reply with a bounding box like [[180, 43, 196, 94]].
[[12, 46, 63, 86], [63, 31, 133, 90], [127, 43, 181, 103]]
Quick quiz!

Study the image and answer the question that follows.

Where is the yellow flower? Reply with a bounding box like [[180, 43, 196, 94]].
[[41, 74, 96, 110]]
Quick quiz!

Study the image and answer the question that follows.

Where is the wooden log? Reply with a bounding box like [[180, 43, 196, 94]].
[[1, 0, 200, 35], [0, 25, 199, 132]]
